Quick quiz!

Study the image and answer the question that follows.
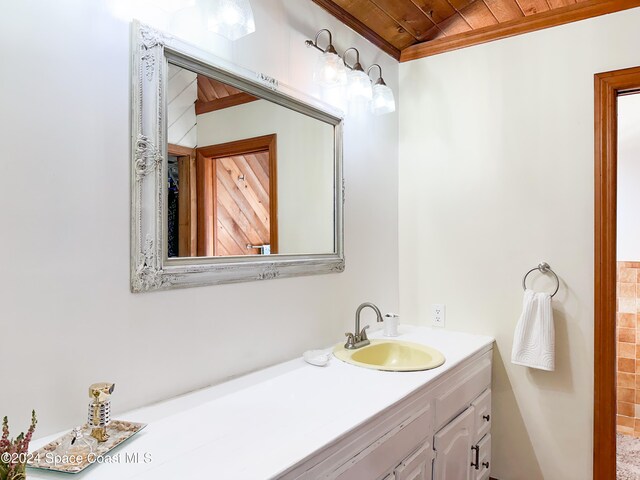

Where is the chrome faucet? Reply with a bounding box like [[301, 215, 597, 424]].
[[344, 302, 384, 349]]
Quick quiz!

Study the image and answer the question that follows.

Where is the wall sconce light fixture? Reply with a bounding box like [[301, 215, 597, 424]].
[[206, 0, 256, 41], [305, 29, 396, 116], [343, 48, 372, 103], [367, 64, 395, 115], [305, 29, 347, 87]]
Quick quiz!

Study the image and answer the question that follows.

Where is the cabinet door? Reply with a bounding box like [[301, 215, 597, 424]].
[[433, 406, 475, 480], [471, 389, 491, 443], [474, 434, 491, 480], [395, 441, 433, 480]]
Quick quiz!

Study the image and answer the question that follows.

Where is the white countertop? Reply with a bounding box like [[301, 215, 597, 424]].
[[28, 326, 493, 480]]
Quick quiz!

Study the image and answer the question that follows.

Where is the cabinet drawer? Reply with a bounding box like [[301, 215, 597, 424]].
[[471, 389, 491, 443], [394, 441, 433, 480], [434, 352, 492, 429], [333, 403, 433, 480], [474, 434, 491, 480]]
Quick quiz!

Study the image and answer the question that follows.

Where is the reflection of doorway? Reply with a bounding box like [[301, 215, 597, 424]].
[[196, 134, 278, 256], [594, 66, 640, 479], [168, 144, 197, 257]]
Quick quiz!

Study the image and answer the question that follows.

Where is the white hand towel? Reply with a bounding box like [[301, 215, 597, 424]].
[[511, 289, 555, 371]]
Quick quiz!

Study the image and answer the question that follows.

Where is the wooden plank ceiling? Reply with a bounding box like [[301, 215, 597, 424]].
[[196, 76, 258, 115], [311, 0, 640, 60]]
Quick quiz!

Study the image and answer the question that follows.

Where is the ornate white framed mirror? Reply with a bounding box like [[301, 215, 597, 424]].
[[131, 22, 344, 292]]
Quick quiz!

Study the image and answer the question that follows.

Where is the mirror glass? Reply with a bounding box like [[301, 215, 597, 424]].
[[166, 63, 336, 258]]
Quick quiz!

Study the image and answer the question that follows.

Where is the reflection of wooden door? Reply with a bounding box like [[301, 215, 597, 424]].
[[196, 134, 278, 256], [216, 152, 271, 255]]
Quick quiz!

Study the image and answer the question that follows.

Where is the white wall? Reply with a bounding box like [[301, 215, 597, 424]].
[[399, 8, 640, 480], [197, 99, 335, 254], [618, 93, 640, 261], [167, 64, 197, 148], [0, 0, 399, 437]]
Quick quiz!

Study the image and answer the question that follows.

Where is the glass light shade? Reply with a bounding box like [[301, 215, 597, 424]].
[[347, 69, 373, 102], [207, 0, 256, 41], [370, 83, 396, 115], [313, 51, 347, 87]]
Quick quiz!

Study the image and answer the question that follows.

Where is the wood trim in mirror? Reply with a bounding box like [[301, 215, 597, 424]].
[[195, 92, 259, 115], [169, 144, 197, 257], [195, 135, 279, 257]]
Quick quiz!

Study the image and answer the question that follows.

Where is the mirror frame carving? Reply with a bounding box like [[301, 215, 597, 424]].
[[130, 22, 344, 292]]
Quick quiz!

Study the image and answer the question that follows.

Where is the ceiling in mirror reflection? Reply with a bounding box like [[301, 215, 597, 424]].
[[167, 63, 336, 259]]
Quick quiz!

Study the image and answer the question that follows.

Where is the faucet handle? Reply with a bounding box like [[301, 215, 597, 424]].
[[344, 332, 356, 348], [359, 325, 370, 341]]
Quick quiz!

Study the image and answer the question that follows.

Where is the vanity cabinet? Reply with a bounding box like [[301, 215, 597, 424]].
[[281, 347, 493, 480], [432, 390, 492, 480], [25, 328, 493, 480]]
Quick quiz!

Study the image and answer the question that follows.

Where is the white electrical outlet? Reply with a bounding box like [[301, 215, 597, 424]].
[[432, 304, 446, 327]]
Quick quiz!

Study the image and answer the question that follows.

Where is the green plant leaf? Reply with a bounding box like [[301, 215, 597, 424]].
[[0, 461, 9, 480]]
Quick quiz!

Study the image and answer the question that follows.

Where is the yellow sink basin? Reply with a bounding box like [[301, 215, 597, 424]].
[[333, 339, 445, 372]]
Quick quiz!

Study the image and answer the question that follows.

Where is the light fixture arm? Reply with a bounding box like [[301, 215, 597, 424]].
[[343, 47, 364, 72], [367, 64, 387, 86], [305, 29, 337, 55]]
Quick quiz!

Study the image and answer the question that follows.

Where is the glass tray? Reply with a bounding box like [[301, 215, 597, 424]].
[[27, 420, 147, 474]]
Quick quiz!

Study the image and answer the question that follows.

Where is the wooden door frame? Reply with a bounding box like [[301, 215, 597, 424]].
[[168, 143, 197, 257], [196, 134, 278, 256], [594, 66, 640, 479]]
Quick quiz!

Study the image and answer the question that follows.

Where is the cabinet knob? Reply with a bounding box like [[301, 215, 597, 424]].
[[483, 414, 490, 422], [483, 461, 490, 469]]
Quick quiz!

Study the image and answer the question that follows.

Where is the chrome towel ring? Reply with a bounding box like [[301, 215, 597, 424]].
[[522, 262, 560, 297]]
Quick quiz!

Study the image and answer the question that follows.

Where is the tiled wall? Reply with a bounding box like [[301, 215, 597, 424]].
[[617, 261, 640, 437]]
